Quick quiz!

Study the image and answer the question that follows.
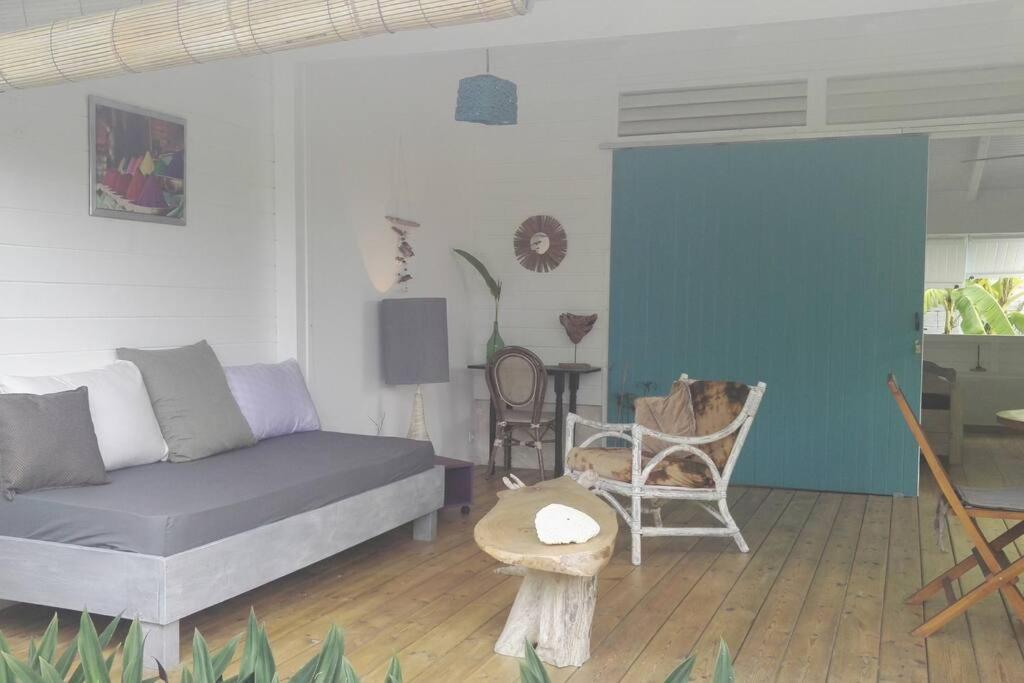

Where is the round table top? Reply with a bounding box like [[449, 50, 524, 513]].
[[474, 476, 618, 577], [996, 409, 1024, 431]]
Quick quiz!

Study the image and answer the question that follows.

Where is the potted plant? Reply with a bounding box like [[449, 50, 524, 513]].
[[454, 249, 504, 360]]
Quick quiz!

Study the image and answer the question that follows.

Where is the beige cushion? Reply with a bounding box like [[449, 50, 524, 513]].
[[567, 446, 714, 489], [634, 382, 695, 455]]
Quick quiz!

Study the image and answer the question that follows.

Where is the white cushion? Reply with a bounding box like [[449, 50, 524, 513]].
[[0, 361, 168, 471]]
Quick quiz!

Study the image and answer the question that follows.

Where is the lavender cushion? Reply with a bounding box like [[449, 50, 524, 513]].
[[224, 359, 320, 441]]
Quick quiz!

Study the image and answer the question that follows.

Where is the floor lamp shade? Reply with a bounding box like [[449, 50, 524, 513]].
[[380, 298, 450, 386]]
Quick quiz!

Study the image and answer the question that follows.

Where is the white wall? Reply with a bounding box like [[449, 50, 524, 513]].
[[0, 59, 278, 376], [924, 335, 1024, 425], [301, 53, 482, 460], [293, 2, 1024, 462]]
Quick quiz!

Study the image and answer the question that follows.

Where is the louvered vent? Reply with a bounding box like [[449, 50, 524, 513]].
[[618, 80, 807, 137], [828, 64, 1024, 125]]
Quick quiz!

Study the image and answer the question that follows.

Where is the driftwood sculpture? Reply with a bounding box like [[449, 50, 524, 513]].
[[558, 313, 597, 368], [474, 476, 617, 667], [387, 215, 419, 290]]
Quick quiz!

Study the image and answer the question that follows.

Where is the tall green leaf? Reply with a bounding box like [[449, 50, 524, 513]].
[[32, 616, 58, 671], [340, 657, 360, 683], [190, 630, 216, 683], [36, 661, 61, 683], [120, 620, 143, 683], [76, 611, 110, 683], [253, 627, 275, 683], [210, 634, 240, 679], [53, 639, 79, 679], [518, 640, 551, 683], [663, 655, 696, 683], [0, 652, 45, 683], [238, 610, 261, 680], [384, 656, 402, 683], [710, 639, 734, 683], [453, 249, 502, 301]]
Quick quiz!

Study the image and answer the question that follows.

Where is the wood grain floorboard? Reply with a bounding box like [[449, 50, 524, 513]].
[[2, 435, 1024, 682]]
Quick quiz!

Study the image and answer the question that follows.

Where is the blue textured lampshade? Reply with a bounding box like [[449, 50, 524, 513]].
[[455, 74, 518, 125]]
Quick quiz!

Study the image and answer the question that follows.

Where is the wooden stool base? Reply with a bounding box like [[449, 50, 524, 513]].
[[494, 570, 597, 668]]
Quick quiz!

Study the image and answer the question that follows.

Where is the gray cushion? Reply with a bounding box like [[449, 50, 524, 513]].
[[0, 387, 108, 498], [0, 430, 435, 555], [958, 485, 1024, 512], [117, 340, 255, 462]]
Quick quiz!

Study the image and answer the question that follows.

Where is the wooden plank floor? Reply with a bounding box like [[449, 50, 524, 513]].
[[2, 432, 1024, 681]]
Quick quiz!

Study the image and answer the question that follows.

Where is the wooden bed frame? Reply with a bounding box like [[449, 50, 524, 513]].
[[0, 465, 445, 668]]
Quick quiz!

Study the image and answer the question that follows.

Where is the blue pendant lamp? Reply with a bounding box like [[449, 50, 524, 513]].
[[455, 49, 517, 125]]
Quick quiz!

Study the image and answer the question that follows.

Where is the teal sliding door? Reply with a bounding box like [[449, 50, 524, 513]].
[[609, 136, 927, 496]]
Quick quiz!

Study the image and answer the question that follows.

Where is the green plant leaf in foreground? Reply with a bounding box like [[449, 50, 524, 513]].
[[663, 654, 696, 683], [518, 640, 551, 683], [384, 656, 403, 683], [711, 639, 735, 683], [76, 611, 110, 683]]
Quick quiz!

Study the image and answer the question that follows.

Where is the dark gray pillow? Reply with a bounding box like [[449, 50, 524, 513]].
[[117, 340, 256, 462], [0, 387, 109, 498]]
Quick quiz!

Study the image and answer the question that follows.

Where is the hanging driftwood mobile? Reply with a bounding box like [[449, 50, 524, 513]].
[[387, 215, 419, 290], [514, 215, 567, 273]]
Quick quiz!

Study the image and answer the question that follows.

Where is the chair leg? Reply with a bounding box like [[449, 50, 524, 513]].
[[719, 498, 748, 553], [913, 553, 1024, 637], [534, 427, 545, 480], [908, 520, 1024, 605], [652, 507, 664, 528], [487, 438, 502, 478], [503, 433, 512, 474], [631, 493, 643, 566]]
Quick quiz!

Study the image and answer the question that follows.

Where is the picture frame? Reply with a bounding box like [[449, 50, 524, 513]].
[[89, 96, 186, 226]]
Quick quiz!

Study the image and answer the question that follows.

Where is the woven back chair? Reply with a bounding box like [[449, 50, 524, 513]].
[[485, 347, 554, 478], [888, 373, 1024, 637]]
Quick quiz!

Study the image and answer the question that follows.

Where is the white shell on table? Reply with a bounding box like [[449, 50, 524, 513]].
[[535, 503, 600, 545]]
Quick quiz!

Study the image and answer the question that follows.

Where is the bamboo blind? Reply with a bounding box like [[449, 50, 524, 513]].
[[0, 0, 530, 90]]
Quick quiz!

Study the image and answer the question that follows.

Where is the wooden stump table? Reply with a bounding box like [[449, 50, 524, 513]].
[[474, 476, 618, 668]]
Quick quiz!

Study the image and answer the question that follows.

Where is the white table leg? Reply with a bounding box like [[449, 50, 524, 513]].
[[494, 569, 597, 668]]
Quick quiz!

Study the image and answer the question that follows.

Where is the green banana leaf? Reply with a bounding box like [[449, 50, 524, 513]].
[[1009, 311, 1024, 335], [955, 284, 1016, 335]]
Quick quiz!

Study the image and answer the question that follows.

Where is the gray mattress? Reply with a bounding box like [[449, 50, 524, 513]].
[[0, 431, 434, 556]]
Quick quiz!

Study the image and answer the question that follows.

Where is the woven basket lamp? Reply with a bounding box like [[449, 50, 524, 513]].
[[455, 50, 517, 125], [0, 0, 530, 91]]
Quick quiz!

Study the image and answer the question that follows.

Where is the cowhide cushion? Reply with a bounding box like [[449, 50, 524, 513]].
[[566, 446, 714, 489]]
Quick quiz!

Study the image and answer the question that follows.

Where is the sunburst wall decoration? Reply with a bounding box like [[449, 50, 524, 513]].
[[514, 215, 567, 273]]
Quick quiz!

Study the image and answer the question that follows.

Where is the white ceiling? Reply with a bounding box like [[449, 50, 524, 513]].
[[930, 135, 1024, 193], [0, 0, 1003, 38], [0, 1, 163, 33]]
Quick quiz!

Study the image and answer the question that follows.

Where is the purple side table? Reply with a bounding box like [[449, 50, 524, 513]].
[[435, 455, 474, 514]]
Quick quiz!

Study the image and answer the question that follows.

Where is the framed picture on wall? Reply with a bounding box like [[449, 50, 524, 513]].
[[89, 96, 186, 225]]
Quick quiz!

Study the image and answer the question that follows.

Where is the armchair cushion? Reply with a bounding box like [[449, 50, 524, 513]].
[[634, 383, 696, 455], [567, 446, 714, 489], [686, 380, 750, 470]]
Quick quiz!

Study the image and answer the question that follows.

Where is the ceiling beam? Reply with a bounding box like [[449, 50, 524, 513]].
[[967, 135, 990, 201]]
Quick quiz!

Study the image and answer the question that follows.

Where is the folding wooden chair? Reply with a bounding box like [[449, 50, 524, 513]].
[[888, 373, 1024, 637]]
